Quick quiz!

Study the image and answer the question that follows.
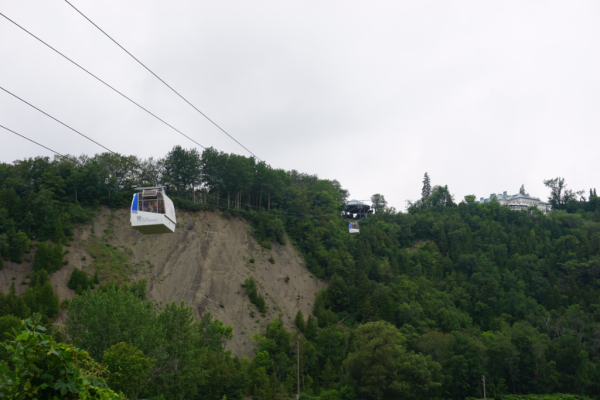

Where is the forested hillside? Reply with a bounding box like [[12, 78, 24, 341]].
[[1, 146, 600, 400]]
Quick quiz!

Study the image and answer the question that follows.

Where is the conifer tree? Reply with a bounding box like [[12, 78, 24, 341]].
[[422, 173, 431, 199], [294, 310, 305, 333], [322, 357, 337, 389], [305, 315, 318, 341]]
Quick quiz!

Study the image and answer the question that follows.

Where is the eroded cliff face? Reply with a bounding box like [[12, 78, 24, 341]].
[[0, 207, 324, 356]]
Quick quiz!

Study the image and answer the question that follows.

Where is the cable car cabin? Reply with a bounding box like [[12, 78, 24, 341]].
[[349, 222, 360, 234], [130, 187, 176, 234]]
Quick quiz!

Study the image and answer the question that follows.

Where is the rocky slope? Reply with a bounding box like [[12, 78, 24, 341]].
[[0, 207, 324, 356]]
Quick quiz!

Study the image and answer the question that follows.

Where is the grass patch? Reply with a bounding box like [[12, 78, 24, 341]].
[[85, 236, 133, 283]]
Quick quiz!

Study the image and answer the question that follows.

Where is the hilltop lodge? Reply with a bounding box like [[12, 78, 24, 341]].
[[476, 191, 551, 213]]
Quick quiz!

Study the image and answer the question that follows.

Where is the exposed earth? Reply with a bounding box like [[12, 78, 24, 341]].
[[0, 207, 324, 356]]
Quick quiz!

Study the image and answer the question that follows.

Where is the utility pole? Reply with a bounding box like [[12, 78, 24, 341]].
[[297, 340, 300, 399], [482, 375, 486, 400]]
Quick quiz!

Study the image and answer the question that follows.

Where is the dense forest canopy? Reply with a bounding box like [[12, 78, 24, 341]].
[[1, 146, 600, 400]]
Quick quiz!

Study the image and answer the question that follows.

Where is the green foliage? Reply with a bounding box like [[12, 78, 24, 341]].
[[66, 285, 159, 360], [103, 342, 154, 400], [0, 315, 20, 363], [86, 237, 133, 283], [33, 240, 64, 273], [5, 230, 31, 263], [0, 313, 124, 399], [23, 271, 60, 319], [295, 310, 305, 332], [241, 277, 267, 314], [68, 268, 92, 291], [0, 283, 30, 319], [65, 285, 238, 400], [3, 143, 600, 399], [0, 315, 20, 341], [251, 214, 286, 245], [344, 321, 442, 400]]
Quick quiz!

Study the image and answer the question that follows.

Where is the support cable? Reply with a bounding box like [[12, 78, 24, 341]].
[[64, 0, 261, 161], [0, 123, 76, 163], [0, 12, 205, 150], [0, 86, 117, 154]]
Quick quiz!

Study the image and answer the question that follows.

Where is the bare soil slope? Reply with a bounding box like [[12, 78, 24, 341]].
[[0, 207, 324, 356]]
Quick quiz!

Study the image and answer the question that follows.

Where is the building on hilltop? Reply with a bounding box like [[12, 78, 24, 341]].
[[476, 191, 551, 213]]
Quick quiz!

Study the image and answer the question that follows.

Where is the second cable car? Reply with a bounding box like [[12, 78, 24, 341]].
[[343, 199, 372, 234], [130, 186, 177, 234]]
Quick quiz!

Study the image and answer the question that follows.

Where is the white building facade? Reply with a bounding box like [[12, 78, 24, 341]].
[[477, 191, 551, 213]]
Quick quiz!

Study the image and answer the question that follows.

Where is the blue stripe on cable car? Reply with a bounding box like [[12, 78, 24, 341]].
[[132, 193, 138, 213]]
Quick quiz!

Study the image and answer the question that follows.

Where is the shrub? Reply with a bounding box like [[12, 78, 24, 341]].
[[23, 271, 59, 319], [32, 241, 64, 273], [68, 268, 91, 291], [268, 256, 275, 264], [60, 298, 70, 309], [0, 314, 124, 399], [241, 277, 267, 314]]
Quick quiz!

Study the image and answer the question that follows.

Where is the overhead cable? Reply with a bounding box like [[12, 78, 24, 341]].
[[64, 0, 261, 161], [0, 123, 77, 163], [0, 12, 205, 151], [0, 86, 117, 154]]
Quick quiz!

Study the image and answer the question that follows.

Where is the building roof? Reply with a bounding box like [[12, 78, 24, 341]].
[[477, 191, 548, 205]]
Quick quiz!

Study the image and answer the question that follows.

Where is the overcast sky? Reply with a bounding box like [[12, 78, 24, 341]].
[[1, 1, 599, 209]]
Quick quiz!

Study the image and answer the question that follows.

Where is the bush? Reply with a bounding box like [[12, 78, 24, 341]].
[[0, 313, 124, 399], [251, 214, 286, 245], [268, 256, 275, 264], [60, 298, 70, 309], [32, 241, 64, 273], [68, 268, 91, 291], [102, 342, 154, 400], [241, 277, 267, 314], [23, 271, 59, 319]]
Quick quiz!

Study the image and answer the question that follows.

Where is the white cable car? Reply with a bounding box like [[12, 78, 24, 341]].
[[130, 186, 176, 234], [349, 222, 360, 234]]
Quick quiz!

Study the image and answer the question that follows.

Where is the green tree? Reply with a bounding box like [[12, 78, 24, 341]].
[[305, 314, 318, 341], [422, 173, 432, 199], [103, 342, 154, 400], [24, 278, 60, 319], [163, 145, 202, 197], [33, 240, 64, 273], [0, 313, 124, 399], [153, 302, 209, 400], [343, 321, 442, 400], [66, 286, 159, 360], [370, 194, 387, 213], [295, 310, 306, 333], [68, 268, 91, 291]]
